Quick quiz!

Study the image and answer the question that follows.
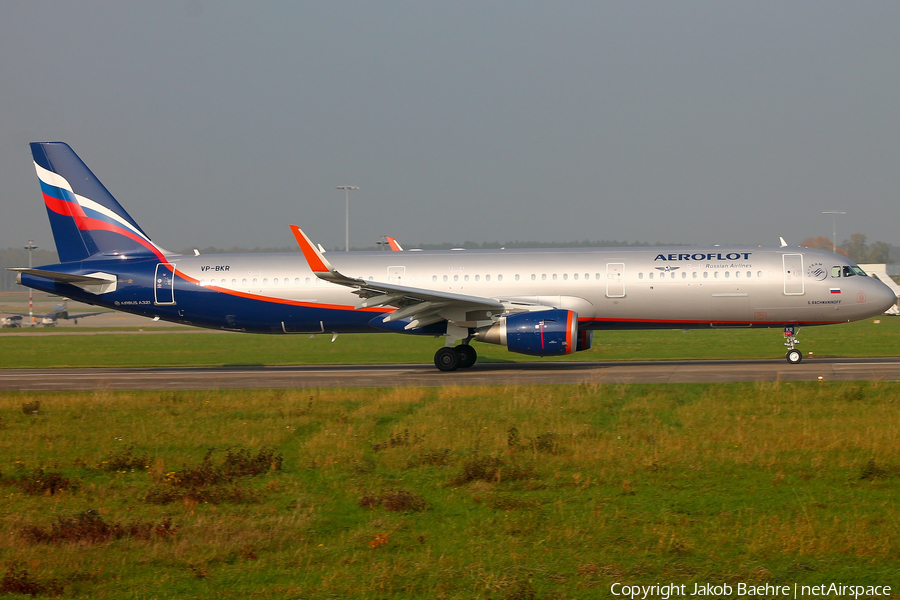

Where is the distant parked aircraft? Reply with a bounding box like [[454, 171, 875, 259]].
[[2, 299, 107, 326]]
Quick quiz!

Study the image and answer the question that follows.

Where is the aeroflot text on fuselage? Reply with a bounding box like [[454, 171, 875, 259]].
[[655, 252, 753, 261]]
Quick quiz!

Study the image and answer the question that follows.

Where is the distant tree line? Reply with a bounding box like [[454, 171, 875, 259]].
[[180, 239, 686, 253], [800, 233, 895, 264]]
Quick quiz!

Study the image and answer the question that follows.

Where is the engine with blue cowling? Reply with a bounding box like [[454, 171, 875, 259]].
[[474, 309, 590, 356]]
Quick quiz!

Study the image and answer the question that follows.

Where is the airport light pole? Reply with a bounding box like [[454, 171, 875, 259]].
[[336, 186, 359, 252], [24, 240, 37, 325], [822, 210, 846, 253]]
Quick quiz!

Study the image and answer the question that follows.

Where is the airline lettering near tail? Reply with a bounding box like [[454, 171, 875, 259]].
[[11, 143, 897, 370]]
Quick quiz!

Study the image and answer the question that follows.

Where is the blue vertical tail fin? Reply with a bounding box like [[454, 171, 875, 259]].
[[30, 142, 165, 262]]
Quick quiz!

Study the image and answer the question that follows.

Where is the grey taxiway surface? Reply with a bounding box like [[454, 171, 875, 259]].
[[2, 358, 900, 391]]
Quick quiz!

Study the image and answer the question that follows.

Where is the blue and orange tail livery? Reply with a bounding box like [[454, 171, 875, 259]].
[[30, 142, 164, 262]]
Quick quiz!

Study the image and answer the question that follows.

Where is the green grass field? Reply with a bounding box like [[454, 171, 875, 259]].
[[0, 383, 898, 598], [0, 317, 898, 368]]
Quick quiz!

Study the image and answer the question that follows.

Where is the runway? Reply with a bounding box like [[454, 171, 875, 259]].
[[2, 357, 900, 391]]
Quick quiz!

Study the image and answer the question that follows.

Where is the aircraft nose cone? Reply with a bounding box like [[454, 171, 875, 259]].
[[871, 280, 898, 313]]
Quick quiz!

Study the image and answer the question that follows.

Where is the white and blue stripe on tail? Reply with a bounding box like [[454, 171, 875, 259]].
[[31, 142, 167, 262]]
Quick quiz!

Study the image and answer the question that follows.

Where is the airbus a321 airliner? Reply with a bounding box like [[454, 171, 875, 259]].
[[12, 143, 896, 371]]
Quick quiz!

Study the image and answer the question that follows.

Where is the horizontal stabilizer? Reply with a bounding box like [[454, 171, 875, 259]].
[[10, 268, 118, 294]]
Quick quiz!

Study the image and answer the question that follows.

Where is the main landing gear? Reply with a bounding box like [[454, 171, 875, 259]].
[[434, 344, 478, 372], [784, 326, 802, 364]]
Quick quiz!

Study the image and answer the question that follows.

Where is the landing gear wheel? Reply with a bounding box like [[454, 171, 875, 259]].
[[456, 344, 477, 369], [434, 347, 461, 372], [786, 349, 802, 364]]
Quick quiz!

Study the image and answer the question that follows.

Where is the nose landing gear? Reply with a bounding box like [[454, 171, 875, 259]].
[[784, 326, 802, 364]]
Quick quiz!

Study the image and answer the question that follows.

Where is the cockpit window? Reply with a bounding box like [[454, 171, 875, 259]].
[[831, 266, 841, 278], [840, 266, 868, 277]]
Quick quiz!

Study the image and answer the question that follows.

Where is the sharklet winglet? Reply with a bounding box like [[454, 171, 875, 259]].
[[290, 225, 335, 275]]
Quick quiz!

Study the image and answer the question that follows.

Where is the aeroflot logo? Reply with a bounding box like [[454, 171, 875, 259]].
[[655, 252, 752, 261]]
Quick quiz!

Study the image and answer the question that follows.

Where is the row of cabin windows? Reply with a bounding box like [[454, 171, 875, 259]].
[[639, 270, 763, 280], [198, 265, 865, 287], [198, 273, 606, 287], [433, 272, 603, 283]]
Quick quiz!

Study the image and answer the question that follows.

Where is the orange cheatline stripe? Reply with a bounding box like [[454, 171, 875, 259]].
[[289, 225, 330, 273], [172, 267, 391, 313]]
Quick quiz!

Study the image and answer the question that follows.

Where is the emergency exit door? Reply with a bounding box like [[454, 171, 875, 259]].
[[607, 263, 625, 297], [782, 254, 804, 295]]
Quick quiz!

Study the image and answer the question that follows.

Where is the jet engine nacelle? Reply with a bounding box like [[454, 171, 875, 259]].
[[475, 309, 581, 356]]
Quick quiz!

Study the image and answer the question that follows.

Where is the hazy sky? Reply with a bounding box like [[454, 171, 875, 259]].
[[1, 1, 898, 254]]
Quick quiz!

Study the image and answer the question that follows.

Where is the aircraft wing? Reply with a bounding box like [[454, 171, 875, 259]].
[[2, 309, 109, 319], [290, 225, 504, 330], [62, 311, 109, 320]]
